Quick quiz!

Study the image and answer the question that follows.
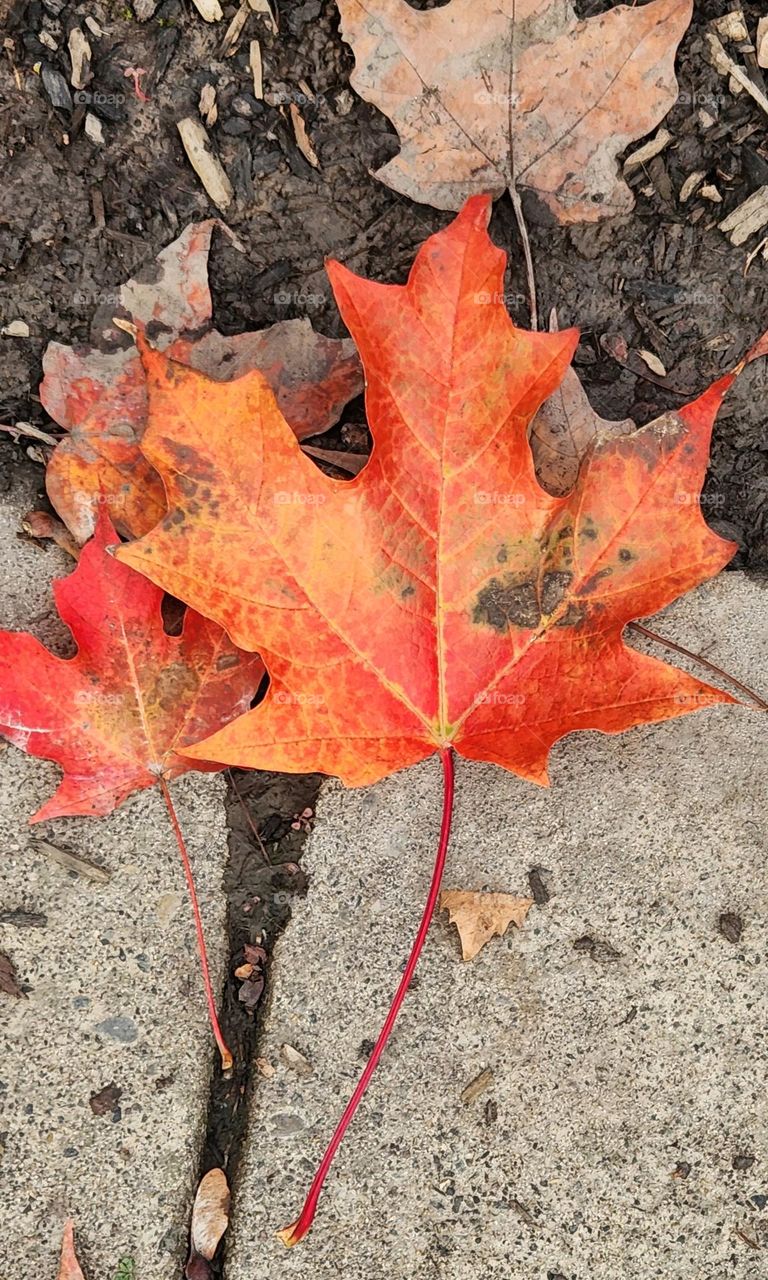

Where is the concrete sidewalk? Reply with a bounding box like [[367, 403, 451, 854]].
[[0, 461, 228, 1279], [227, 573, 768, 1280]]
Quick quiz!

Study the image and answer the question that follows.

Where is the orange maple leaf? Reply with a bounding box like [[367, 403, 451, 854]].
[[118, 196, 738, 788], [0, 509, 263, 822]]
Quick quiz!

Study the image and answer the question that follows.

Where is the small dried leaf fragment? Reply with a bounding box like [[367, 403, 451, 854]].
[[57, 1221, 86, 1280], [337, 0, 692, 221], [441, 891, 534, 961], [0, 950, 23, 998], [190, 1168, 230, 1263]]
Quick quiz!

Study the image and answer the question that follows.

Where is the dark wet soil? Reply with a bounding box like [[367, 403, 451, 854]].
[[1, 0, 767, 1273]]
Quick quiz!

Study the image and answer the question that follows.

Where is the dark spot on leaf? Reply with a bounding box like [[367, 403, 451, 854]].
[[541, 571, 572, 615], [401, 584, 415, 599], [473, 576, 539, 631], [177, 475, 198, 498], [580, 525, 598, 540], [496, 545, 508, 564], [618, 547, 635, 563], [579, 566, 613, 595]]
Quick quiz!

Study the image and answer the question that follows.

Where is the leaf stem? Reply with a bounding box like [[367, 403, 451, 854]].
[[629, 622, 768, 710], [509, 185, 538, 331], [277, 745, 456, 1247], [159, 776, 233, 1072]]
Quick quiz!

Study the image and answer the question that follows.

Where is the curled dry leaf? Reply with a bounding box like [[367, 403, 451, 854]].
[[40, 221, 362, 543], [57, 1220, 86, 1280], [441, 890, 534, 961], [189, 1167, 230, 1263], [337, 0, 692, 221]]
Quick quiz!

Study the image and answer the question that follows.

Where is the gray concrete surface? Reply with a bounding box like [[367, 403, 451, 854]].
[[0, 461, 228, 1279], [228, 572, 768, 1280]]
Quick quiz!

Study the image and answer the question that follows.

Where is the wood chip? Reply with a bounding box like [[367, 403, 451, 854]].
[[712, 11, 749, 43], [679, 170, 705, 202], [758, 16, 768, 69], [191, 0, 224, 19], [2, 319, 30, 337], [220, 1, 249, 56], [248, 0, 278, 33], [706, 33, 768, 119], [85, 15, 103, 36], [255, 1056, 276, 1078], [84, 112, 104, 144], [67, 27, 91, 89], [719, 185, 768, 244], [177, 117, 233, 210], [700, 184, 722, 203], [289, 102, 320, 168], [637, 348, 667, 377], [32, 838, 111, 883], [460, 1067, 494, 1104], [199, 82, 218, 127], [249, 40, 263, 99], [622, 128, 672, 175]]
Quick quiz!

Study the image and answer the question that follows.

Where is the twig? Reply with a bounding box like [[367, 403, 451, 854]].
[[629, 622, 768, 710], [227, 767, 271, 866], [507, 5, 538, 329]]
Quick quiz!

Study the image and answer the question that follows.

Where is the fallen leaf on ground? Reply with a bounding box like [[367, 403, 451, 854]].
[[188, 1168, 230, 1268], [0, 950, 24, 998], [529, 366, 634, 496], [40, 221, 362, 542], [57, 1221, 86, 1280], [336, 0, 692, 221], [118, 197, 742, 787], [441, 890, 534, 960], [0, 510, 263, 821]]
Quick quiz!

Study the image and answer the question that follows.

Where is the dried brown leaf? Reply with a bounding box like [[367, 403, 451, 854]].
[[337, 0, 692, 222], [530, 366, 634, 496], [441, 890, 534, 961], [189, 1168, 230, 1263]]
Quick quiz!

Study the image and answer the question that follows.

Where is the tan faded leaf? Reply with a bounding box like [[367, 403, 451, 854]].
[[441, 891, 534, 961], [530, 366, 635, 496], [57, 1220, 86, 1280], [190, 1168, 230, 1262], [337, 0, 692, 222]]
